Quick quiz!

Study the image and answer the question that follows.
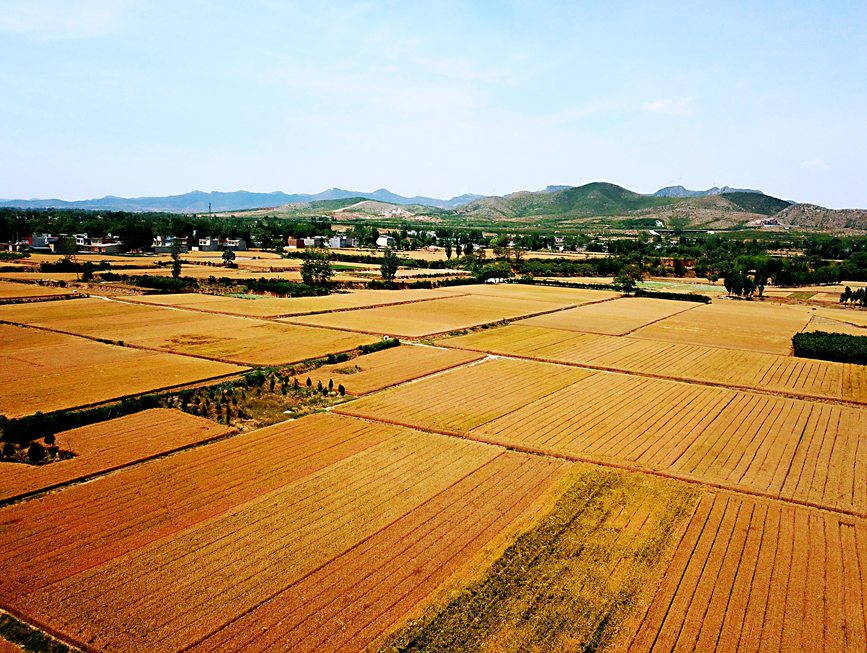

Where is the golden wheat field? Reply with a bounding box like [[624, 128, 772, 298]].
[[0, 284, 865, 653]]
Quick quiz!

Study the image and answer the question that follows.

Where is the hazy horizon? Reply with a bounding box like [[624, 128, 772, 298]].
[[2, 1, 865, 208]]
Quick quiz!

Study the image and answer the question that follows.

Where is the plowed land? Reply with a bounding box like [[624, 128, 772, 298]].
[[624, 492, 867, 653], [0, 409, 233, 502], [0, 298, 377, 365], [0, 281, 73, 300], [0, 324, 244, 417], [305, 345, 484, 395], [439, 283, 619, 305]]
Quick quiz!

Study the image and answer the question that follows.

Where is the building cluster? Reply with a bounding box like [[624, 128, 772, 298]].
[[151, 236, 248, 253], [14, 233, 125, 254], [284, 233, 396, 249]]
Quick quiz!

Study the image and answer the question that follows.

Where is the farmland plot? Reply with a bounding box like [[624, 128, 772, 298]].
[[379, 466, 698, 653], [0, 280, 73, 301], [0, 298, 377, 366], [123, 288, 453, 318], [305, 344, 484, 395], [0, 417, 506, 652], [336, 357, 594, 434], [624, 492, 867, 652], [632, 300, 812, 354], [284, 293, 573, 337], [188, 451, 567, 653], [0, 409, 232, 502], [471, 371, 867, 514], [439, 282, 619, 305], [443, 324, 867, 403], [0, 324, 244, 418], [518, 296, 698, 335]]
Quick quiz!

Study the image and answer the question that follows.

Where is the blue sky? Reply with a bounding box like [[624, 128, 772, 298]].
[[1, 0, 865, 207]]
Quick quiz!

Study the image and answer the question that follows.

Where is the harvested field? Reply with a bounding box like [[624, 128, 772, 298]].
[[0, 324, 244, 418], [0, 409, 232, 502], [439, 282, 619, 305], [379, 466, 697, 653], [305, 345, 484, 395], [188, 451, 567, 652], [442, 324, 867, 403], [285, 293, 574, 338], [123, 288, 453, 318], [2, 420, 501, 652], [470, 371, 867, 515], [0, 298, 377, 366], [804, 314, 867, 336], [0, 281, 73, 301], [518, 297, 698, 335], [336, 357, 594, 433], [624, 492, 867, 652], [813, 306, 867, 327], [633, 300, 812, 354]]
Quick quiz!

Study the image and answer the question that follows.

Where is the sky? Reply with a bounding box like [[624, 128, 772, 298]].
[[1, 0, 865, 208]]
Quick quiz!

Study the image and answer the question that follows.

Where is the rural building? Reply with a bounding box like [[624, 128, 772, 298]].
[[194, 237, 220, 251], [222, 238, 247, 251], [80, 235, 124, 254], [376, 235, 396, 248], [328, 234, 356, 248], [285, 237, 304, 249], [152, 235, 189, 253], [302, 236, 325, 248]]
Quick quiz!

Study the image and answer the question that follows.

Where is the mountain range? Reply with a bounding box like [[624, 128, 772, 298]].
[[0, 184, 774, 213]]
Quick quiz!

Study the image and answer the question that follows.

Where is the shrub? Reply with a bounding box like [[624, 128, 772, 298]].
[[359, 338, 400, 355], [793, 331, 867, 365], [27, 442, 45, 464]]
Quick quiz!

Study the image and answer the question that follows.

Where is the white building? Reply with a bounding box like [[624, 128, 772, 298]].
[[376, 235, 396, 249]]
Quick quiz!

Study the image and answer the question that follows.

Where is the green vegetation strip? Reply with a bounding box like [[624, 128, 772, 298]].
[[793, 330, 867, 365], [380, 468, 697, 653], [0, 613, 76, 653]]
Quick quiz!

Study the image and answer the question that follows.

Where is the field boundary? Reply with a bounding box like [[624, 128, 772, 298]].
[[174, 449, 513, 652], [334, 411, 867, 520], [115, 291, 471, 320], [440, 345, 866, 407], [0, 426, 241, 508]]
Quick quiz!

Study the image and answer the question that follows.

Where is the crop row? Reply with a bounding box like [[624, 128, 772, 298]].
[[443, 324, 866, 403], [626, 493, 866, 652], [18, 429, 498, 651]]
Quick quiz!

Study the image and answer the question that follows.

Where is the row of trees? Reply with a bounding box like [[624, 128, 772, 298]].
[[840, 286, 867, 306]]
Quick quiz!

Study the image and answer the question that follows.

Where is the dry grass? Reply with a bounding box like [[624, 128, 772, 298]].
[[0, 281, 73, 300], [439, 283, 619, 305], [0, 324, 244, 418]]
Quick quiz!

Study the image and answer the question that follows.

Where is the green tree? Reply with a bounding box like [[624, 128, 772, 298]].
[[81, 261, 95, 282], [613, 264, 644, 295], [222, 248, 236, 266], [170, 239, 183, 279], [300, 248, 334, 286], [380, 248, 399, 281], [444, 240, 452, 259], [338, 384, 346, 396]]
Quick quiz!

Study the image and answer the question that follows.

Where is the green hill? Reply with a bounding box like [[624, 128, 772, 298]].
[[723, 192, 792, 215]]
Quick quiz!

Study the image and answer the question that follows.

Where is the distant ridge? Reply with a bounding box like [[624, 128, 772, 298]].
[[0, 188, 484, 212], [653, 185, 763, 198]]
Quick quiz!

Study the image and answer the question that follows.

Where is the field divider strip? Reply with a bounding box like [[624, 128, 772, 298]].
[[619, 299, 704, 336], [0, 427, 243, 509], [332, 410, 867, 520], [114, 292, 468, 320], [0, 607, 84, 653], [175, 450, 509, 653], [280, 301, 589, 340], [439, 345, 867, 408]]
